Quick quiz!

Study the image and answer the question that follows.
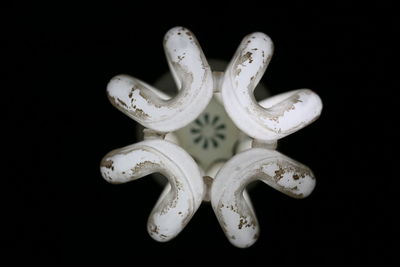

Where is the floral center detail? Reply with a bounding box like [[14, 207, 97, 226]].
[[190, 113, 226, 149]]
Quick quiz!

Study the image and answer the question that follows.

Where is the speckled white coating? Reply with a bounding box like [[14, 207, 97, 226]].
[[222, 32, 322, 141], [106, 27, 213, 132], [101, 26, 322, 248], [100, 139, 204, 242], [211, 148, 315, 248]]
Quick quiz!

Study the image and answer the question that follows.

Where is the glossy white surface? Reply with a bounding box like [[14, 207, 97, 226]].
[[101, 139, 204, 241], [106, 27, 213, 132], [211, 148, 315, 247], [101, 26, 322, 248], [222, 32, 322, 141]]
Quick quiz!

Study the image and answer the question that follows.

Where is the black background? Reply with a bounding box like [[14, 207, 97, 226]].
[[3, 4, 394, 266]]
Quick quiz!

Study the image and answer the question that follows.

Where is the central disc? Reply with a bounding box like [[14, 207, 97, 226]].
[[174, 96, 240, 172]]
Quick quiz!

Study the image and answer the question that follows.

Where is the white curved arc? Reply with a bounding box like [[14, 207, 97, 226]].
[[222, 32, 322, 141], [107, 27, 213, 132], [100, 139, 204, 242], [211, 148, 316, 248]]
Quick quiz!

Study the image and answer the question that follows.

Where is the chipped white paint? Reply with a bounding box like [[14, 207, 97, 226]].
[[222, 32, 322, 141], [107, 27, 213, 132], [101, 26, 322, 247], [101, 139, 204, 241], [211, 148, 315, 248]]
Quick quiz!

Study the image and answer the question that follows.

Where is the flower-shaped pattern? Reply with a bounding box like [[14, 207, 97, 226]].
[[100, 26, 322, 248], [191, 113, 226, 149]]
